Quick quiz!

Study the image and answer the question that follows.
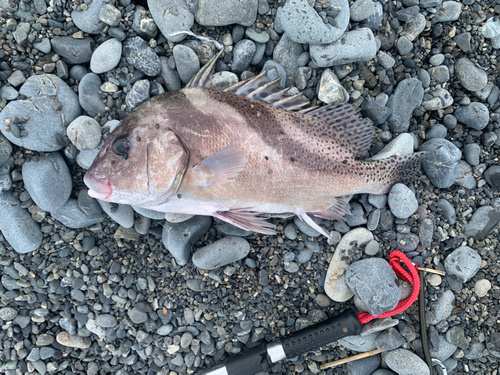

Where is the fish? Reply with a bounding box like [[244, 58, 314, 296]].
[[84, 52, 426, 238]]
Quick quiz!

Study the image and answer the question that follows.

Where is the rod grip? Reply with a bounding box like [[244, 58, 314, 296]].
[[280, 309, 362, 359]]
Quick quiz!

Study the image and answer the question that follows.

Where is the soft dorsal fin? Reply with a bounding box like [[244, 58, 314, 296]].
[[306, 103, 374, 159]]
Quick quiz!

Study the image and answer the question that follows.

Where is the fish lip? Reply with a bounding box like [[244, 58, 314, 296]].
[[84, 173, 112, 200]]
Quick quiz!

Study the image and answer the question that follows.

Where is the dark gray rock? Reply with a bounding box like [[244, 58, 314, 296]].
[[192, 236, 251, 270], [273, 34, 303, 87], [375, 328, 406, 350], [72, 0, 106, 34], [387, 78, 424, 132], [361, 99, 392, 125], [0, 192, 42, 253], [419, 138, 461, 188], [22, 152, 72, 212], [162, 216, 213, 265], [454, 102, 489, 130], [484, 166, 500, 190], [132, 6, 158, 40], [346, 258, 400, 316], [232, 39, 256, 74], [51, 37, 95, 64], [0, 74, 80, 152], [160, 56, 182, 91], [0, 134, 12, 167], [463, 206, 500, 240], [78, 73, 106, 117], [346, 354, 381, 375], [173, 45, 200, 83], [97, 201, 134, 228], [50, 190, 104, 229]]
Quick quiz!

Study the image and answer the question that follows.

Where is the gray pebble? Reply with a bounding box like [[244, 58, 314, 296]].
[[245, 28, 269, 44], [455, 57, 488, 92], [425, 124, 447, 139], [346, 258, 400, 316], [261, 60, 287, 88], [125, 79, 150, 112], [273, 34, 303, 87], [384, 349, 430, 375], [429, 334, 458, 361], [162, 216, 213, 265], [128, 307, 148, 324], [96, 314, 117, 328], [232, 39, 256, 74], [149, 0, 194, 42], [310, 28, 378, 67], [347, 354, 381, 375], [420, 138, 461, 188], [79, 73, 106, 117], [173, 45, 200, 83], [437, 198, 456, 224], [397, 36, 413, 55], [51, 36, 95, 64], [454, 102, 489, 130], [51, 190, 104, 229], [463, 205, 500, 240], [193, 236, 250, 270], [463, 143, 481, 166], [388, 183, 418, 219], [123, 37, 161, 76], [375, 328, 406, 351], [445, 246, 481, 283], [67, 116, 102, 150], [484, 166, 500, 190], [195, 0, 258, 27], [294, 216, 322, 237], [132, 205, 165, 220], [429, 54, 445, 66], [72, 0, 106, 34], [22, 152, 72, 212], [0, 135, 12, 167], [433, 1, 462, 23], [97, 201, 134, 228], [132, 6, 158, 40], [210, 72, 239, 91], [338, 332, 381, 352], [281, 0, 349, 44], [90, 38, 122, 74], [387, 78, 424, 133], [160, 56, 182, 91], [1, 74, 81, 151], [99, 3, 121, 26]]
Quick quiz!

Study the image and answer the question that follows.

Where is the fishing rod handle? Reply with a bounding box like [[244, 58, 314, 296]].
[[279, 309, 362, 359]]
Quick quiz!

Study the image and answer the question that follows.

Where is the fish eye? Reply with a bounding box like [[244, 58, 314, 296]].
[[111, 137, 131, 158]]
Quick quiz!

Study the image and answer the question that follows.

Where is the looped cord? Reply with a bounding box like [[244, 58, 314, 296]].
[[357, 251, 421, 324]]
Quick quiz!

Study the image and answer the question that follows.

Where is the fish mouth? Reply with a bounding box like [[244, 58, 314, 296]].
[[84, 173, 113, 200]]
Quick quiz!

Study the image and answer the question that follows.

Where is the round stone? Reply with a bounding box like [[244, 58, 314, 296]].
[[67, 116, 102, 150], [474, 279, 491, 297]]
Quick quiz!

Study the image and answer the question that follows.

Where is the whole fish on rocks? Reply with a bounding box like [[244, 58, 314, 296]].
[[84, 52, 425, 238]]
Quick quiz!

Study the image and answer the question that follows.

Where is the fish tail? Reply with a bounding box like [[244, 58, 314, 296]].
[[366, 151, 427, 194]]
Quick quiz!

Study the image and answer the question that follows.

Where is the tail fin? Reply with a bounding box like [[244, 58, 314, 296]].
[[366, 151, 427, 195]]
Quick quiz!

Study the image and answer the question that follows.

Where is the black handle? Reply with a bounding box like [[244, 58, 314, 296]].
[[280, 309, 362, 358], [223, 342, 269, 375]]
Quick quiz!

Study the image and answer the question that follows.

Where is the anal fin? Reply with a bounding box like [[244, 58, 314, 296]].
[[310, 196, 351, 221], [214, 209, 276, 235], [191, 145, 247, 187], [297, 211, 332, 239]]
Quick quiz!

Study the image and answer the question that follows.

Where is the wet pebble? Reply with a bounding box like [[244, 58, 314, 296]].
[[192, 236, 250, 270], [162, 216, 212, 265]]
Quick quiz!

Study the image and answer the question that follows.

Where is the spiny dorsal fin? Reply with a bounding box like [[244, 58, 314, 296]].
[[224, 68, 311, 111], [307, 103, 374, 159], [186, 50, 223, 88]]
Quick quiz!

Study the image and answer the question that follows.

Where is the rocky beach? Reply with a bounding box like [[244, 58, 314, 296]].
[[1, 0, 500, 374]]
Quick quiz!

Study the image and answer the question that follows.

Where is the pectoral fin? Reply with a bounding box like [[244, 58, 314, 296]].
[[214, 209, 276, 235], [190, 145, 247, 187]]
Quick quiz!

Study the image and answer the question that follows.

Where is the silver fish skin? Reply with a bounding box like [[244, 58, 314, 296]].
[[84, 70, 425, 237]]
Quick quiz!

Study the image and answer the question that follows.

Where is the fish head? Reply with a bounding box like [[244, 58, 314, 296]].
[[84, 99, 190, 206]]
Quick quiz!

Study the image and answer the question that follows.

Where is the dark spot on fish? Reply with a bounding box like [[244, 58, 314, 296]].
[[111, 160, 115, 165], [290, 157, 295, 162], [264, 156, 269, 161], [268, 169, 273, 174], [342, 160, 348, 164], [136, 136, 141, 141], [177, 194, 182, 199], [155, 123, 160, 129]]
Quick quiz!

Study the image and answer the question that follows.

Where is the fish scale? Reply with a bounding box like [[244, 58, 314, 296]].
[[84, 52, 426, 238]]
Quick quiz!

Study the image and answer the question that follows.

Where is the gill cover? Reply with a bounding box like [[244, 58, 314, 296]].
[[147, 128, 190, 204]]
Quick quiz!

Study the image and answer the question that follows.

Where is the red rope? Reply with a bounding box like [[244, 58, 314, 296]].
[[357, 251, 420, 324]]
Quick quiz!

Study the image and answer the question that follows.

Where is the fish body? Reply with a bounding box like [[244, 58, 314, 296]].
[[85, 65, 424, 237]]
